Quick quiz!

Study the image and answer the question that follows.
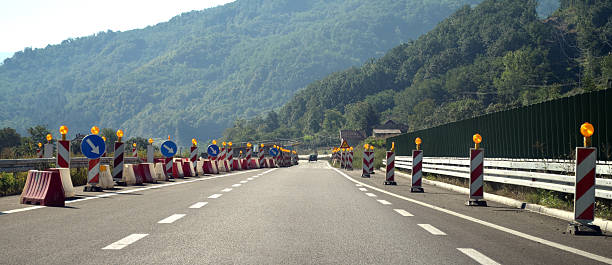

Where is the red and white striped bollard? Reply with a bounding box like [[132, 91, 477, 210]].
[[384, 151, 396, 185]]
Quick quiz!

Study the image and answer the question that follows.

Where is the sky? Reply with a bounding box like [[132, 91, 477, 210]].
[[0, 0, 236, 60]]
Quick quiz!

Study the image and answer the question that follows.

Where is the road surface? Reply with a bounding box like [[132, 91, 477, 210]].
[[0, 161, 610, 264]]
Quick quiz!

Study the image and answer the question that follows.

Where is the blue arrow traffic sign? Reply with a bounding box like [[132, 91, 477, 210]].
[[81, 134, 106, 159], [207, 144, 220, 157], [160, 140, 178, 158], [269, 148, 279, 157]]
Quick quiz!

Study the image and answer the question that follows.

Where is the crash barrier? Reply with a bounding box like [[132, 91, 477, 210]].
[[154, 162, 167, 181], [48, 168, 75, 198], [249, 158, 259, 169], [123, 164, 142, 185], [233, 159, 241, 171], [196, 160, 204, 175], [241, 159, 248, 170], [99, 165, 115, 189], [20, 170, 65, 207], [0, 157, 140, 173], [182, 160, 196, 177], [172, 159, 185, 178], [383, 157, 612, 199]]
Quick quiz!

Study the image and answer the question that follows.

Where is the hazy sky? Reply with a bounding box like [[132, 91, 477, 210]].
[[0, 0, 235, 58]]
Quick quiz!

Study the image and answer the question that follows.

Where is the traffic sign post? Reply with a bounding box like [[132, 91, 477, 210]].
[[81, 134, 106, 192], [160, 140, 178, 158], [207, 144, 220, 157]]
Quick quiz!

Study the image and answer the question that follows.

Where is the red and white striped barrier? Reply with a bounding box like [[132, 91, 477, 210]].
[[36, 148, 42, 158], [258, 147, 265, 168], [132, 146, 137, 157], [84, 158, 102, 192], [165, 157, 173, 179], [190, 146, 198, 176], [56, 140, 70, 168], [384, 151, 396, 185], [411, 150, 424, 192], [227, 146, 234, 171], [574, 147, 597, 223], [346, 150, 353, 170], [467, 149, 487, 206], [246, 148, 252, 169], [362, 151, 373, 178], [340, 150, 345, 169], [113, 142, 125, 183]]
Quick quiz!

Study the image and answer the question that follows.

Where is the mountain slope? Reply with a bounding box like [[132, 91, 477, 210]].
[[222, 0, 611, 143], [0, 0, 481, 144]]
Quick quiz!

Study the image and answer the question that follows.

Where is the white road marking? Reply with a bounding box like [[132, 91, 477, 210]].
[[158, 214, 186, 224], [240, 181, 248, 183], [331, 168, 612, 265], [457, 248, 500, 265], [189, 202, 208, 209], [221, 188, 233, 192], [358, 188, 368, 191], [1, 168, 280, 216], [366, 193, 377, 197], [377, 199, 391, 205], [102, 234, 148, 250], [232, 184, 242, 187], [355, 184, 363, 187], [247, 177, 254, 180], [208, 194, 223, 199], [418, 224, 446, 235], [394, 209, 414, 216]]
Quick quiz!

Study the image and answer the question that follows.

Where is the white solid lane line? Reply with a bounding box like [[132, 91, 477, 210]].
[[358, 188, 368, 191], [189, 202, 208, 209], [331, 167, 612, 265], [158, 214, 186, 224], [394, 209, 414, 217], [221, 188, 233, 192], [366, 193, 377, 197], [418, 224, 446, 235], [457, 248, 500, 265], [102, 234, 148, 250], [240, 181, 248, 183], [232, 184, 242, 187], [208, 194, 223, 199], [377, 199, 391, 205]]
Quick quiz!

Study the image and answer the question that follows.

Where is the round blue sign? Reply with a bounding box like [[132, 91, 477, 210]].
[[207, 144, 220, 157], [269, 148, 279, 157], [160, 140, 178, 157], [81, 134, 106, 159]]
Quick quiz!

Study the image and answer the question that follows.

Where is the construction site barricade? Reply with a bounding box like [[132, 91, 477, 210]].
[[181, 160, 195, 177], [20, 170, 65, 207], [99, 165, 115, 189], [122, 164, 138, 185], [154, 162, 167, 181], [48, 168, 75, 198], [172, 159, 185, 178], [196, 160, 204, 175], [240, 159, 248, 170], [129, 164, 144, 185]]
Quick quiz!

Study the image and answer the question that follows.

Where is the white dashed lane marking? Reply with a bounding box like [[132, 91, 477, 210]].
[[102, 234, 148, 250], [189, 202, 208, 209], [393, 209, 414, 217], [232, 184, 242, 187], [358, 188, 367, 191], [208, 194, 223, 199], [366, 193, 377, 197], [418, 224, 447, 235], [457, 248, 500, 265], [221, 188, 233, 192], [247, 177, 254, 180], [377, 199, 391, 205], [158, 214, 186, 224], [240, 181, 248, 183]]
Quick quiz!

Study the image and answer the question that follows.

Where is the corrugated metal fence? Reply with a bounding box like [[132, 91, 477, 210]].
[[387, 89, 612, 160]]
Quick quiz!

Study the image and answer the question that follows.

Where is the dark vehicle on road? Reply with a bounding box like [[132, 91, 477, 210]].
[[309, 154, 317, 162]]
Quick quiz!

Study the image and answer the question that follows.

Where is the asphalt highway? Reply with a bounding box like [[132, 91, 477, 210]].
[[0, 161, 610, 264]]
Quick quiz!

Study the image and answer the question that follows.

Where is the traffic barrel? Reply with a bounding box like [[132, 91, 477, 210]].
[[56, 140, 70, 168], [20, 170, 65, 207], [384, 151, 397, 185], [84, 158, 103, 192], [411, 149, 424, 193], [113, 142, 125, 184]]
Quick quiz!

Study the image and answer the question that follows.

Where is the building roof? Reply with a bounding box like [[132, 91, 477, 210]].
[[373, 120, 408, 132], [373, 129, 402, 134], [339, 130, 366, 147]]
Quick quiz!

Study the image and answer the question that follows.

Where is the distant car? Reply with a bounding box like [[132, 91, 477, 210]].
[[309, 154, 318, 162]]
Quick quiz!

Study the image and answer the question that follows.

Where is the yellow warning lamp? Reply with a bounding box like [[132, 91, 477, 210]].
[[260, 144, 264, 148], [90, 126, 99, 135], [370, 145, 374, 151], [46, 133, 53, 143], [102, 136, 107, 142], [415, 137, 422, 150], [580, 122, 594, 147], [350, 147, 353, 151], [391, 142, 395, 151], [247, 142, 252, 148], [116, 130, 124, 142], [59, 125, 68, 141], [473, 133, 482, 149], [364, 144, 369, 150], [148, 138, 154, 145], [132, 143, 137, 148], [229, 142, 233, 147], [222, 141, 227, 146], [212, 140, 217, 145], [192, 138, 197, 147], [240, 150, 243, 154], [37, 142, 42, 148]]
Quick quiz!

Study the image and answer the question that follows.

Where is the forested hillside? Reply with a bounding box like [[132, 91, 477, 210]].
[[0, 0, 482, 145], [223, 0, 611, 145]]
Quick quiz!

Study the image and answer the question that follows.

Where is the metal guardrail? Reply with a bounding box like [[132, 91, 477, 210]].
[[0, 157, 141, 173], [383, 156, 612, 200]]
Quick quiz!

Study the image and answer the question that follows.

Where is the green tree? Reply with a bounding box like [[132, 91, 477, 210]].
[[27, 125, 51, 145], [0, 127, 21, 150], [344, 102, 379, 136], [322, 110, 346, 134]]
